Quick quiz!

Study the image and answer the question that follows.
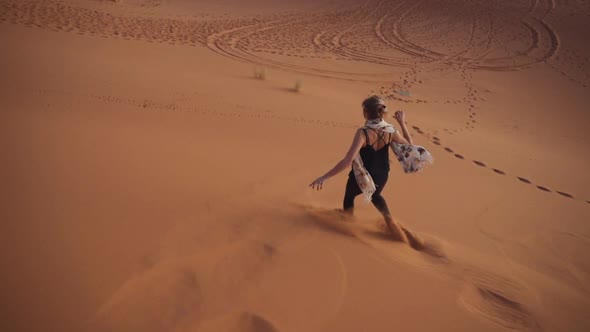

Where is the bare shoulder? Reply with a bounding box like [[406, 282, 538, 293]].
[[353, 127, 366, 137], [355, 127, 368, 142]]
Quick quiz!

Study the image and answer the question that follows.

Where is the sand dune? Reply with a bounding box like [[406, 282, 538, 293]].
[[197, 311, 280, 332], [1, 0, 589, 331]]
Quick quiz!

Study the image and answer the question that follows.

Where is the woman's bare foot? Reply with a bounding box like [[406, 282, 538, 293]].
[[402, 227, 426, 251], [333, 208, 354, 222], [385, 217, 409, 243]]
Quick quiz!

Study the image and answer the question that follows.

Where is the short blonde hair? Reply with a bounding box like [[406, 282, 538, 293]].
[[362, 95, 387, 119]]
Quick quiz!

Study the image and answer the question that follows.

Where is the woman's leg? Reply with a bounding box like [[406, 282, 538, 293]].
[[371, 190, 391, 217], [370, 173, 391, 216], [343, 176, 362, 215], [372, 182, 424, 249], [371, 175, 409, 243]]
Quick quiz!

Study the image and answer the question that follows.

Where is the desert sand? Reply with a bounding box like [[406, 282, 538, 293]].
[[1, 0, 589, 331]]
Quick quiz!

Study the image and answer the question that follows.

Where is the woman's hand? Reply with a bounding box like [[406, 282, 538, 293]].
[[394, 110, 406, 125], [309, 176, 327, 190], [309, 128, 365, 192]]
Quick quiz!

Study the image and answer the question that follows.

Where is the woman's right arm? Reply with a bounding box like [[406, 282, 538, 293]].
[[309, 129, 365, 190]]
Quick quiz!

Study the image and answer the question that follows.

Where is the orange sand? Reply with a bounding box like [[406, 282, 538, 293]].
[[1, 1, 589, 331]]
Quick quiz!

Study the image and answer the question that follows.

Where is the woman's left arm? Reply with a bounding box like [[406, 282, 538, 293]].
[[309, 129, 365, 190], [394, 110, 413, 145]]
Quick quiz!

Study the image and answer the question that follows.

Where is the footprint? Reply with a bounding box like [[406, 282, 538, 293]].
[[401, 227, 425, 251], [517, 177, 532, 184], [492, 168, 506, 175], [536, 186, 551, 192], [458, 269, 539, 330], [454, 154, 464, 159], [556, 191, 574, 199], [473, 160, 486, 167], [444, 147, 454, 153], [420, 242, 449, 262]]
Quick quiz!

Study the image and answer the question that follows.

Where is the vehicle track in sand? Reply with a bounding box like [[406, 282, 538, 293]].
[[0, 0, 569, 83], [2, 0, 588, 204]]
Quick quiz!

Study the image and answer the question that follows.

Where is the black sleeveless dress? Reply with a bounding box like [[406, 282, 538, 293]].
[[347, 128, 391, 189]]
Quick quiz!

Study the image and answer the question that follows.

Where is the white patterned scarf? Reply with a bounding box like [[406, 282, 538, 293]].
[[352, 119, 434, 202]]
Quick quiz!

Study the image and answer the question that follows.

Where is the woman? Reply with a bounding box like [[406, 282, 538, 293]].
[[309, 95, 432, 247]]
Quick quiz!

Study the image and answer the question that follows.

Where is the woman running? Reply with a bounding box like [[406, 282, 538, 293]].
[[309, 95, 432, 247]]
